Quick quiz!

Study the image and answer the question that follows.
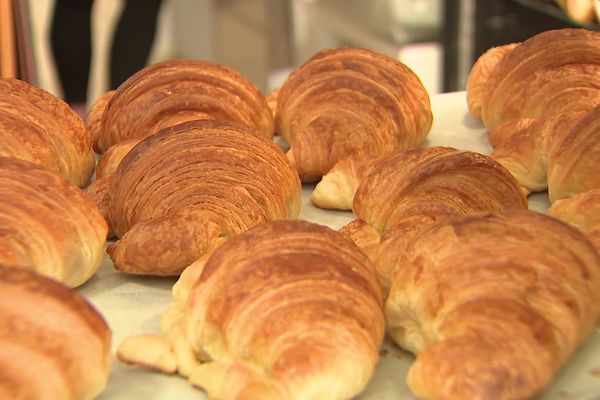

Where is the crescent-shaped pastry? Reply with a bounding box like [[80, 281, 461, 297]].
[[117, 220, 384, 400], [385, 210, 600, 400], [92, 59, 274, 153], [341, 146, 527, 293], [275, 47, 432, 182], [0, 78, 95, 187], [0, 264, 111, 400], [467, 28, 600, 130], [0, 157, 107, 287], [105, 119, 301, 276]]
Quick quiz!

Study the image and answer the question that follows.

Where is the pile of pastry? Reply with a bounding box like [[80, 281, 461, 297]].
[[0, 28, 599, 400]]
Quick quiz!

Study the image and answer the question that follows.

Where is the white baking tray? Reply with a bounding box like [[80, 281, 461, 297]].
[[79, 92, 600, 399]]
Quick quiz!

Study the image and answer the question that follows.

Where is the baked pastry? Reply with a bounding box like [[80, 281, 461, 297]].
[[275, 47, 432, 182], [0, 78, 95, 187], [104, 119, 301, 276], [549, 188, 600, 251], [91, 58, 274, 153], [310, 153, 384, 210], [0, 264, 111, 400], [488, 103, 600, 201], [117, 220, 384, 400], [385, 210, 600, 400], [94, 138, 141, 179], [341, 146, 528, 293], [0, 157, 107, 287], [466, 28, 600, 130]]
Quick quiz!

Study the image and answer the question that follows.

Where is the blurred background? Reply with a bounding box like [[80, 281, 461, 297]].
[[2, 0, 600, 106]]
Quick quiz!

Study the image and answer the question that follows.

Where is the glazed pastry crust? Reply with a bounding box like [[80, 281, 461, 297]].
[[0, 264, 111, 400], [275, 47, 432, 182], [0, 78, 95, 187], [0, 157, 107, 287], [94, 59, 274, 153], [385, 210, 600, 400], [106, 119, 301, 276]]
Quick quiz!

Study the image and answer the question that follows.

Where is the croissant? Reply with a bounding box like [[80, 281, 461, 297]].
[[0, 264, 111, 400], [275, 47, 432, 182], [341, 146, 527, 293], [488, 106, 600, 201], [91, 58, 274, 153], [0, 157, 107, 287], [0, 78, 95, 187], [117, 220, 385, 400], [385, 210, 600, 400], [466, 28, 600, 130], [549, 188, 600, 251], [104, 119, 301, 276]]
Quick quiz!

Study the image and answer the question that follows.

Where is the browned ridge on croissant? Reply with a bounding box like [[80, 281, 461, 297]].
[[93, 58, 274, 153], [0, 157, 107, 287], [0, 264, 111, 400], [0, 78, 95, 187], [105, 119, 301, 276], [275, 46, 432, 182], [385, 210, 600, 400]]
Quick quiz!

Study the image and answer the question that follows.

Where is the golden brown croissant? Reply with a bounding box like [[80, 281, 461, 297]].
[[104, 119, 301, 276], [0, 157, 107, 287], [549, 188, 600, 251], [0, 78, 95, 187], [0, 264, 111, 400], [92, 59, 274, 153], [275, 47, 432, 182], [341, 146, 527, 292], [117, 220, 384, 400], [466, 28, 600, 130], [385, 210, 600, 400]]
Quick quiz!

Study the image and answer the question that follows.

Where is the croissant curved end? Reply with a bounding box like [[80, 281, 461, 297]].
[[117, 334, 177, 374], [310, 169, 355, 210]]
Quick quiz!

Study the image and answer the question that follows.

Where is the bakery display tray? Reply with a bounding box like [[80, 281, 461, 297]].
[[79, 91, 600, 399]]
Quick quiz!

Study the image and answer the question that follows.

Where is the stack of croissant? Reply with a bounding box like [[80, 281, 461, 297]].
[[0, 78, 112, 398], [2, 27, 600, 400], [466, 28, 600, 255]]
